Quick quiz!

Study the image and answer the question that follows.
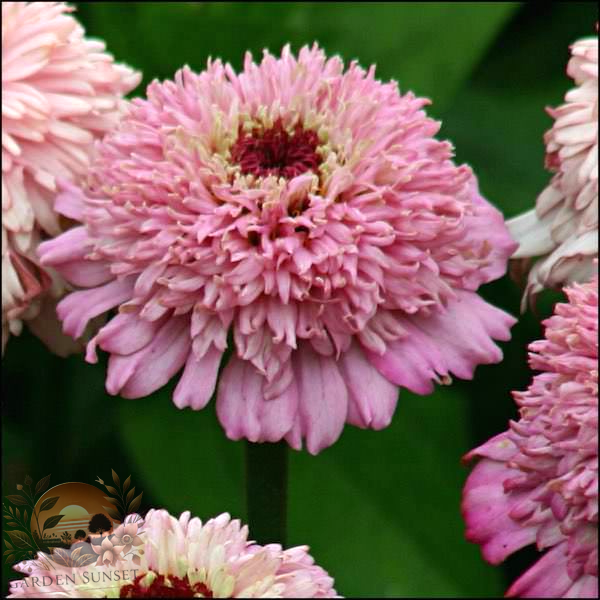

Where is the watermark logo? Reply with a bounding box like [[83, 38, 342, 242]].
[[3, 470, 144, 568]]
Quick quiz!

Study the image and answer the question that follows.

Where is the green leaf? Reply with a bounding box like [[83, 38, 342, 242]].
[[39, 497, 59, 513], [5, 496, 27, 506], [34, 475, 51, 496], [112, 469, 121, 489], [6, 531, 32, 550], [42, 514, 64, 532]]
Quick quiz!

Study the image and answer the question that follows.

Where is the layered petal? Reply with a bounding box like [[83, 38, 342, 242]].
[[1, 1, 140, 353], [507, 33, 598, 303], [368, 291, 515, 393], [463, 276, 598, 597], [39, 44, 514, 452]]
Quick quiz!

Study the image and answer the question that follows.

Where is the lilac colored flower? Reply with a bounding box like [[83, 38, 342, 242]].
[[1, 1, 140, 353], [39, 45, 516, 453], [9, 509, 338, 597], [463, 275, 598, 598], [508, 33, 598, 306]]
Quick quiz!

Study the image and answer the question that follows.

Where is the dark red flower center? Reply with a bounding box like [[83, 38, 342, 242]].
[[119, 573, 213, 598], [231, 120, 321, 179]]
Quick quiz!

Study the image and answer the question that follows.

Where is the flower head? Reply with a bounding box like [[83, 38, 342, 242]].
[[462, 275, 598, 598], [9, 509, 338, 597], [39, 44, 516, 453], [508, 32, 598, 306], [2, 1, 140, 353]]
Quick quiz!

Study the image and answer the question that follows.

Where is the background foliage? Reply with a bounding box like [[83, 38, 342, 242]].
[[2, 2, 597, 596]]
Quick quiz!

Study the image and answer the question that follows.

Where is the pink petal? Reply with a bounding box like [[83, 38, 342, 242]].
[[58, 259, 112, 288], [37, 225, 91, 266], [173, 345, 223, 410], [57, 277, 134, 338], [289, 343, 349, 455], [465, 181, 519, 284], [216, 356, 298, 443], [368, 291, 515, 392], [506, 542, 576, 598], [462, 458, 537, 564], [564, 575, 599, 599], [53, 178, 87, 220], [106, 316, 190, 398], [338, 341, 398, 429], [96, 313, 165, 356]]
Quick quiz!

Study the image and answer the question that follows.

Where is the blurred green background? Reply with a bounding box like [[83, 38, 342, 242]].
[[2, 2, 597, 597]]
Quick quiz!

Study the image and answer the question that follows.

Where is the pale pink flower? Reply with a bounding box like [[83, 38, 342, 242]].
[[1, 1, 140, 353], [462, 275, 598, 598], [508, 33, 598, 306], [9, 509, 338, 597], [39, 45, 517, 453], [111, 521, 144, 557], [90, 534, 124, 567]]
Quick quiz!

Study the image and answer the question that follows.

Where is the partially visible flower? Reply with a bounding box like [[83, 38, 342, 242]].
[[1, 1, 140, 354], [9, 509, 338, 597], [508, 32, 598, 307], [39, 44, 516, 454], [462, 275, 598, 598], [90, 534, 124, 567], [111, 520, 143, 557]]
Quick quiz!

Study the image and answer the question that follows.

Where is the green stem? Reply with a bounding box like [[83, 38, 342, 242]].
[[245, 441, 288, 546]]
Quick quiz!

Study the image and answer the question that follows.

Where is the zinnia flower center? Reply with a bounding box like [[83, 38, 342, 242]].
[[119, 572, 213, 598], [230, 120, 321, 179]]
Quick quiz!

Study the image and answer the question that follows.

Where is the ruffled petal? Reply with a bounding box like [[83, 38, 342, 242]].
[[106, 315, 190, 399], [216, 356, 298, 443], [174, 345, 223, 410], [506, 543, 579, 598], [368, 291, 515, 392], [462, 457, 538, 564], [338, 340, 398, 429], [288, 343, 349, 454]]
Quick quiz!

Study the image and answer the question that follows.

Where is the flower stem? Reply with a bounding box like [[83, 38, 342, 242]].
[[245, 441, 288, 545]]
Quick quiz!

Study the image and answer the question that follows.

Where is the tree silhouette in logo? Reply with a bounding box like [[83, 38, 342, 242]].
[[88, 513, 111, 536]]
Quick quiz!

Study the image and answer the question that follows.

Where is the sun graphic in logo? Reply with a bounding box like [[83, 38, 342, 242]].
[[31, 482, 120, 547]]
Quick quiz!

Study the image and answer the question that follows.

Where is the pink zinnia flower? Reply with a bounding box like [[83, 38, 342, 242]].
[[462, 275, 598, 598], [508, 32, 598, 306], [2, 1, 140, 353], [39, 45, 517, 453], [9, 509, 338, 597]]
